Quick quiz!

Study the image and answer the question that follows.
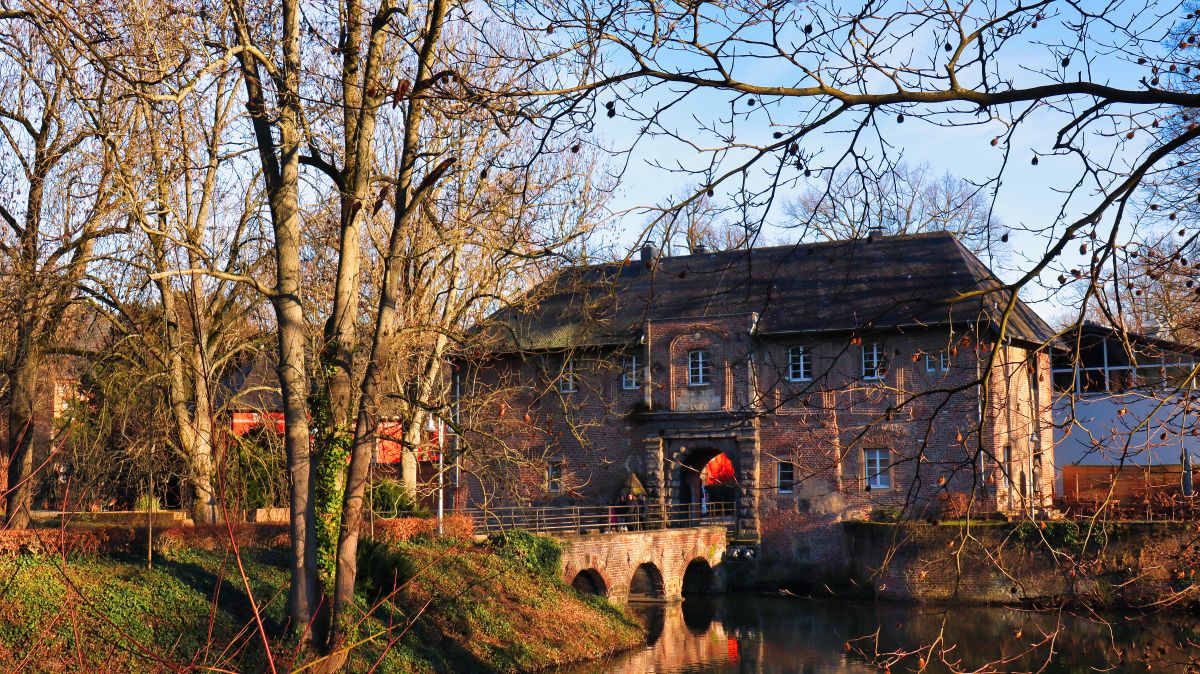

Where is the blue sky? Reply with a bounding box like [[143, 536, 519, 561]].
[[574, 2, 1182, 324]]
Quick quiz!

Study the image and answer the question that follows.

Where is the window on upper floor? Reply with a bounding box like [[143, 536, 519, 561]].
[[787, 346, 812, 382], [688, 349, 711, 386], [777, 461, 795, 493], [927, 351, 950, 372], [862, 343, 885, 380], [864, 448, 892, 490], [622, 354, 642, 390], [559, 359, 577, 393], [546, 461, 564, 493]]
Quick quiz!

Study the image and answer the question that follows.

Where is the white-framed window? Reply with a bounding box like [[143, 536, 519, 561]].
[[688, 349, 711, 386], [862, 343, 884, 380], [787, 346, 812, 381], [926, 352, 950, 373], [547, 461, 564, 492], [622, 354, 642, 390], [559, 359, 577, 392], [777, 462, 795, 493], [939, 351, 951, 372], [864, 448, 891, 490], [924, 353, 937, 373]]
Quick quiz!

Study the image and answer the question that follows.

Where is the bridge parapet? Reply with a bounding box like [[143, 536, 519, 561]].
[[557, 526, 727, 602], [466, 503, 734, 537]]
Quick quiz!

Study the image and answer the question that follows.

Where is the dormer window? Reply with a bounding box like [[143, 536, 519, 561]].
[[688, 350, 711, 386], [788, 346, 812, 382]]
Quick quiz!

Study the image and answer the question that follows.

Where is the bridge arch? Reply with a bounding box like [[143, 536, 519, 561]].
[[681, 557, 719, 596], [570, 568, 609, 597], [629, 562, 666, 600]]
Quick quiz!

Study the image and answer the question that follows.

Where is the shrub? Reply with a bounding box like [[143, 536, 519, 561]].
[[356, 539, 418, 597], [152, 524, 289, 556], [368, 479, 426, 519], [226, 424, 288, 510], [869, 507, 902, 523], [941, 492, 971, 519], [486, 530, 562, 579], [0, 529, 104, 558], [370, 515, 474, 544], [1012, 520, 1100, 549]]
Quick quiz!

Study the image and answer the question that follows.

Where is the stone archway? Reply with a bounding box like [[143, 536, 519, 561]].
[[629, 562, 666, 601], [672, 447, 737, 526], [571, 568, 608, 596], [681, 558, 719, 596], [650, 431, 760, 541]]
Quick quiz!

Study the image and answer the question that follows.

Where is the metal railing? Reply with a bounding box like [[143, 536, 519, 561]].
[[465, 502, 736, 536]]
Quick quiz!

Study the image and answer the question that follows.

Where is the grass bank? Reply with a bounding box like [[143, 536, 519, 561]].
[[0, 528, 642, 673]]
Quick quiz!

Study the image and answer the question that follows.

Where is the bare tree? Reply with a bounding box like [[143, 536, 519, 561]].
[[650, 188, 750, 253], [0, 17, 119, 528], [786, 162, 1001, 252]]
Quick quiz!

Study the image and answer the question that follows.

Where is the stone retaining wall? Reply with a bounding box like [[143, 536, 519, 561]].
[[841, 521, 1200, 607]]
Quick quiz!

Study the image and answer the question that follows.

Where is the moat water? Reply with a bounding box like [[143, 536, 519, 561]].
[[566, 594, 1200, 673]]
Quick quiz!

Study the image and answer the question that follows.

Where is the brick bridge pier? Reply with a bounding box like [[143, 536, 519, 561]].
[[557, 525, 728, 601]]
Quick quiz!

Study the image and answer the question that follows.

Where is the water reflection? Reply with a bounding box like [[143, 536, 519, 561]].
[[567, 595, 1200, 674]]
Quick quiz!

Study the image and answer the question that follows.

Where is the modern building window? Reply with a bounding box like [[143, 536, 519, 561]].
[[622, 354, 642, 390], [547, 461, 564, 493], [787, 346, 812, 381], [864, 448, 891, 490], [559, 359, 577, 392], [862, 343, 884, 380], [777, 462, 795, 493], [688, 349, 711, 386]]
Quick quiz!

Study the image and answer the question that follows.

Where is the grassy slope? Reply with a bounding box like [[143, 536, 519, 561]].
[[0, 538, 642, 673]]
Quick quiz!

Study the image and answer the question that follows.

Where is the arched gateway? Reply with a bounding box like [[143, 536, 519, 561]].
[[640, 428, 761, 543]]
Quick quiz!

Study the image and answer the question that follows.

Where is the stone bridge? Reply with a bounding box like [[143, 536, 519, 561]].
[[556, 526, 727, 601]]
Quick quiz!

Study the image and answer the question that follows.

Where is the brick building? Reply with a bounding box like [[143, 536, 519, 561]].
[[457, 232, 1056, 576]]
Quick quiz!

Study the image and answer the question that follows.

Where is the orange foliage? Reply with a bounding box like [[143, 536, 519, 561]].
[[369, 515, 474, 544]]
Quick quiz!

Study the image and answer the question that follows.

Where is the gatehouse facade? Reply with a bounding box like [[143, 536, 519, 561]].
[[456, 233, 1057, 574]]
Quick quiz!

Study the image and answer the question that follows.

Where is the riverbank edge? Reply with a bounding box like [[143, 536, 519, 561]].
[[0, 526, 645, 673]]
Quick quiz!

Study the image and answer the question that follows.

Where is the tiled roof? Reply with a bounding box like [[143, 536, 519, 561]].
[[485, 231, 1054, 351]]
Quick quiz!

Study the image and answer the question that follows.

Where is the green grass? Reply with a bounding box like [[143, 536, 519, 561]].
[[0, 537, 642, 673]]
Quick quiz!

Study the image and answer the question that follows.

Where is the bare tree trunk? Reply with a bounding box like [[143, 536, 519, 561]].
[[5, 337, 38, 528], [326, 5, 451, 654], [188, 336, 217, 524], [230, 0, 323, 644], [268, 75, 324, 647]]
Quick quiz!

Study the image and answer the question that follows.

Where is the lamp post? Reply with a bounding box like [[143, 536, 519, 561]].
[[428, 414, 445, 536]]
